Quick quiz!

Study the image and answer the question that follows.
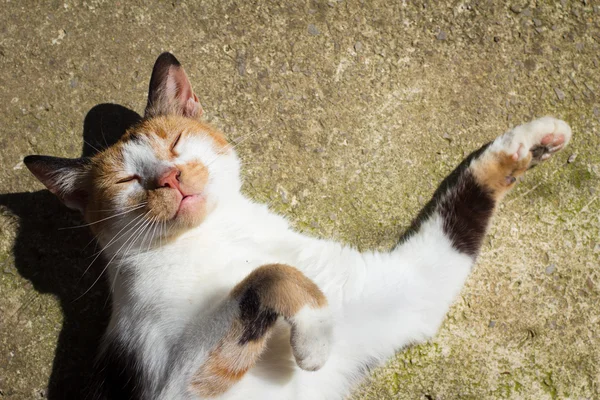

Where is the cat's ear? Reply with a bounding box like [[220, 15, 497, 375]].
[[144, 52, 203, 119], [24, 155, 91, 212]]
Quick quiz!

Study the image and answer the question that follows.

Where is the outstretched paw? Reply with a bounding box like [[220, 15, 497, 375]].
[[500, 116, 572, 168], [471, 117, 572, 197], [289, 306, 333, 371]]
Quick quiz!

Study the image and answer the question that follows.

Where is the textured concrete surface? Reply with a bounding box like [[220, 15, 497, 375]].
[[1, 1, 599, 399]]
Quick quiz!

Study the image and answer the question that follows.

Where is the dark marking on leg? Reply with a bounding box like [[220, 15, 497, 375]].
[[397, 143, 491, 247], [397, 142, 499, 257], [438, 172, 496, 257], [191, 264, 329, 397], [238, 288, 278, 344]]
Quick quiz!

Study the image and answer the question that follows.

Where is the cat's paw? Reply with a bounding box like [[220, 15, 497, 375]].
[[289, 306, 333, 371], [497, 116, 572, 167], [471, 117, 572, 196]]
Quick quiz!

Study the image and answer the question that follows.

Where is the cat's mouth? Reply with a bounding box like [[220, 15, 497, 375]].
[[176, 193, 204, 217], [146, 185, 206, 224]]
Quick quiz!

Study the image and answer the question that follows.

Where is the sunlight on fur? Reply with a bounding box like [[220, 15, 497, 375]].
[[23, 52, 572, 400]]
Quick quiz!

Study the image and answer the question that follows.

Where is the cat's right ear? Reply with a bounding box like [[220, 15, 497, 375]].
[[24, 155, 90, 213], [144, 52, 203, 119]]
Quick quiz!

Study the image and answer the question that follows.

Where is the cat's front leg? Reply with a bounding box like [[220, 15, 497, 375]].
[[388, 117, 572, 339], [189, 264, 333, 398], [401, 116, 572, 256]]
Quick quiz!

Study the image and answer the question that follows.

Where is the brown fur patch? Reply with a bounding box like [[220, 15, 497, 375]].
[[231, 263, 327, 317], [190, 320, 264, 397], [191, 264, 327, 397], [471, 151, 532, 200]]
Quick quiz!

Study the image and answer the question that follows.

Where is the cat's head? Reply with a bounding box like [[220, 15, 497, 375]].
[[24, 53, 241, 247]]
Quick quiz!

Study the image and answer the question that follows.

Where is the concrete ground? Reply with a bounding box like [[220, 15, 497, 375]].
[[1, 1, 599, 399]]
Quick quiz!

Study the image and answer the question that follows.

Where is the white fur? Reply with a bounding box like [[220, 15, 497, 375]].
[[98, 117, 569, 399], [490, 116, 572, 159], [289, 305, 333, 371]]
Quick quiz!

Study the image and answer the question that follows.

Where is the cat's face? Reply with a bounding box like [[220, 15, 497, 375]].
[[25, 53, 241, 247], [85, 115, 239, 240]]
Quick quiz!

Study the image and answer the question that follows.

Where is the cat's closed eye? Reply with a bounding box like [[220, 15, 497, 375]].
[[116, 175, 141, 184], [171, 132, 183, 153]]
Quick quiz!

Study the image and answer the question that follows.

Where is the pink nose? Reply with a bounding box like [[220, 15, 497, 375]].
[[157, 168, 182, 191]]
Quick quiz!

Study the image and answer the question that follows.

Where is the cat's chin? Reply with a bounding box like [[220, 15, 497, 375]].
[[169, 194, 209, 232]]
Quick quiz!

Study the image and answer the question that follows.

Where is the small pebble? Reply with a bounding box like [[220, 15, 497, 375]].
[[489, 320, 496, 328], [354, 41, 363, 52], [546, 264, 556, 275], [437, 30, 447, 40], [533, 18, 543, 27], [586, 277, 594, 290], [510, 5, 523, 13], [554, 87, 566, 100], [567, 153, 577, 163], [307, 24, 320, 36]]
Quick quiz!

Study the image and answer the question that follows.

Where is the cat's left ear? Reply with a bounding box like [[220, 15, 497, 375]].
[[144, 52, 203, 119], [24, 155, 91, 213]]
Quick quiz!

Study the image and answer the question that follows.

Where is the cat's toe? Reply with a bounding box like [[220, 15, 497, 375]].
[[290, 307, 333, 372], [506, 117, 572, 166], [294, 341, 330, 372]]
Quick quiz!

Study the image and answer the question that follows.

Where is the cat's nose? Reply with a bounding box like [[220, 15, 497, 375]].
[[157, 168, 182, 191]]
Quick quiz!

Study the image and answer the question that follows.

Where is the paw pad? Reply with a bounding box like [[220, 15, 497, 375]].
[[500, 117, 572, 167]]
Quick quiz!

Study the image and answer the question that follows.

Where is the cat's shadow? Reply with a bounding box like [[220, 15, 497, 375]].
[[0, 104, 141, 399]]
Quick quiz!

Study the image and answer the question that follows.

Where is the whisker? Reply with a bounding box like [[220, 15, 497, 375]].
[[140, 217, 157, 255], [82, 235, 98, 251], [78, 212, 147, 281], [83, 139, 101, 154], [205, 120, 272, 168], [149, 217, 160, 251], [59, 204, 146, 229], [100, 114, 109, 148], [74, 211, 151, 302], [159, 221, 164, 248], [123, 217, 153, 258], [105, 217, 154, 307], [146, 219, 158, 255], [229, 120, 272, 150], [88, 203, 148, 213]]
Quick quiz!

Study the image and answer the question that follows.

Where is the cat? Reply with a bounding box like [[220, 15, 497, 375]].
[[24, 52, 572, 400]]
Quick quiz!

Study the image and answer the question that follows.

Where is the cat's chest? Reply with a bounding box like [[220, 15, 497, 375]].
[[130, 236, 292, 315]]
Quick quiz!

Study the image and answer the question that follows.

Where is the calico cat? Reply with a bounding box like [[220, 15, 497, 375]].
[[24, 53, 572, 400]]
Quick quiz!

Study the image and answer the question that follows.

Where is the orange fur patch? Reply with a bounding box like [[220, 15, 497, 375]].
[[471, 151, 532, 200], [190, 320, 264, 397], [231, 263, 327, 317], [191, 264, 327, 397]]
